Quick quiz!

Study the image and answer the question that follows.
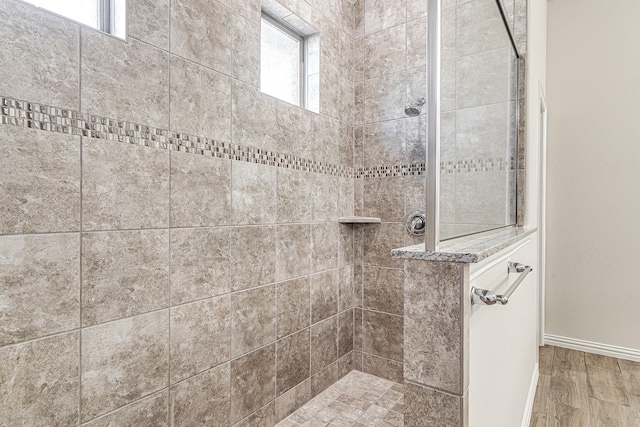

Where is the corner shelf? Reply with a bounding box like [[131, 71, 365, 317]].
[[338, 216, 382, 224]]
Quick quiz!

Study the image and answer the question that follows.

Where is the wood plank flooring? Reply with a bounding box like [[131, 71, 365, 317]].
[[531, 346, 640, 427]]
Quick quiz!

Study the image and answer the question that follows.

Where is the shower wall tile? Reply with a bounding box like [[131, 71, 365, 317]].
[[170, 151, 231, 228], [277, 167, 312, 223], [84, 392, 168, 426], [311, 269, 339, 323], [277, 277, 311, 339], [0, 332, 79, 427], [81, 229, 169, 326], [276, 101, 317, 160], [364, 0, 407, 35], [276, 329, 311, 396], [218, 0, 261, 25], [231, 13, 261, 86], [338, 309, 354, 357], [82, 138, 170, 231], [456, 102, 510, 159], [310, 173, 339, 222], [230, 344, 276, 424], [363, 266, 404, 315], [275, 379, 312, 422], [364, 24, 407, 79], [311, 222, 340, 272], [231, 285, 277, 357], [363, 119, 406, 166], [170, 0, 232, 74], [406, 114, 427, 164], [232, 81, 278, 150], [456, 47, 510, 109], [441, 8, 457, 62], [362, 176, 405, 222], [339, 264, 356, 310], [81, 31, 169, 128], [0, 233, 79, 347], [127, 0, 170, 50], [0, 126, 80, 235], [170, 227, 231, 305], [311, 360, 339, 397], [338, 175, 355, 218], [407, 0, 428, 20], [455, 170, 507, 225], [231, 160, 277, 225], [169, 56, 231, 142], [362, 352, 404, 384], [363, 72, 407, 124], [81, 310, 169, 422], [230, 226, 277, 292], [170, 363, 231, 427], [169, 296, 231, 383], [407, 16, 428, 68], [276, 224, 312, 281], [456, 0, 509, 57], [0, 0, 79, 110], [442, 59, 457, 112], [404, 382, 466, 427], [233, 402, 277, 427], [362, 310, 404, 362], [362, 223, 405, 269], [404, 260, 468, 395], [310, 316, 338, 374]]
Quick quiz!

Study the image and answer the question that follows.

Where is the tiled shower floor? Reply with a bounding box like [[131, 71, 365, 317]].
[[276, 371, 405, 427]]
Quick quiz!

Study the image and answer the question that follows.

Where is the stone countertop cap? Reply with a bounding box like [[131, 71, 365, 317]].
[[391, 226, 537, 263]]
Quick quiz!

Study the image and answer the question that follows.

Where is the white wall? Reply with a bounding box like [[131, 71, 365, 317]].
[[546, 0, 640, 352]]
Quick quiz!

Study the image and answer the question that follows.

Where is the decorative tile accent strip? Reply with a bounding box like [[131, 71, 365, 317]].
[[0, 95, 519, 180], [0, 96, 353, 178]]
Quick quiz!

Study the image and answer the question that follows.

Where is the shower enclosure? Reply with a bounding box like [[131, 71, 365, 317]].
[[425, 0, 521, 250]]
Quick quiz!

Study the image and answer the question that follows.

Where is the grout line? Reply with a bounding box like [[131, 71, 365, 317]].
[[77, 23, 83, 426]]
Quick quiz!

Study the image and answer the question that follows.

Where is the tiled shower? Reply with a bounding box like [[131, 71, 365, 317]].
[[0, 0, 527, 426]]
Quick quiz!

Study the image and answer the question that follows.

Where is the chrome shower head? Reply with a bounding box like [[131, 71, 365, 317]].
[[405, 97, 425, 117]]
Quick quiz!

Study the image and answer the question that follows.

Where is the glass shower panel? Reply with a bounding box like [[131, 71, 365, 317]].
[[439, 0, 519, 241]]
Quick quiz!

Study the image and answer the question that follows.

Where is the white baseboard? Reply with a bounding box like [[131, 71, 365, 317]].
[[544, 334, 640, 362], [521, 363, 539, 427]]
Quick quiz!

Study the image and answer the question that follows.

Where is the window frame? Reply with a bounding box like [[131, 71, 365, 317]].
[[260, 12, 308, 109]]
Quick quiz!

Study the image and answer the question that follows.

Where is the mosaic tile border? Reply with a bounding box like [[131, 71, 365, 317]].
[[0, 96, 353, 178], [0, 95, 517, 180]]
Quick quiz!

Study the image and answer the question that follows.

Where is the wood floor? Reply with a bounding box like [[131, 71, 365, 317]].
[[530, 346, 640, 427]]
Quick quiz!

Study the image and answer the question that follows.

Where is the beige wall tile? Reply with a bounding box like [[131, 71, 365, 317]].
[[0, 332, 79, 427], [364, 24, 407, 79], [230, 344, 276, 424], [277, 168, 312, 223], [311, 361, 339, 397], [82, 229, 169, 326], [275, 379, 312, 422], [0, 127, 80, 234], [311, 223, 340, 273], [404, 382, 464, 426], [170, 0, 232, 74], [363, 119, 406, 167], [170, 227, 231, 305], [233, 401, 277, 427], [0, 234, 79, 346], [231, 13, 261, 86], [84, 391, 168, 427], [311, 270, 339, 323], [364, 0, 407, 35], [232, 81, 277, 150], [277, 329, 311, 396], [338, 309, 354, 358], [231, 285, 277, 357], [127, 0, 169, 49], [230, 225, 277, 292], [338, 265, 356, 311], [170, 295, 231, 383], [276, 224, 312, 282], [170, 363, 230, 427], [362, 352, 404, 384], [170, 56, 231, 141], [81, 310, 169, 421], [170, 151, 231, 228], [277, 277, 311, 339], [363, 266, 404, 315], [81, 31, 169, 128], [362, 177, 405, 222], [82, 139, 170, 231], [362, 310, 403, 362], [232, 160, 277, 225], [362, 223, 404, 269], [0, 0, 79, 110], [311, 316, 338, 374]]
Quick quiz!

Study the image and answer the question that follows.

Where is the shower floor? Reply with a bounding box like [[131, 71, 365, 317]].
[[275, 370, 404, 427]]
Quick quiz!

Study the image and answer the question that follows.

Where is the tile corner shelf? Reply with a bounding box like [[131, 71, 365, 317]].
[[338, 216, 382, 224]]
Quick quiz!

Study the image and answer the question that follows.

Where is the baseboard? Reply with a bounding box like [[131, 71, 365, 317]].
[[544, 334, 640, 362], [521, 363, 539, 427]]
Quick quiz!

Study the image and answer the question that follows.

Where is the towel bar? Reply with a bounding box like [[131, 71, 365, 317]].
[[471, 261, 533, 306]]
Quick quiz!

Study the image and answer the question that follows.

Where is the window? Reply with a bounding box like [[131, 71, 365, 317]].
[[259, 6, 319, 112], [23, 0, 126, 39]]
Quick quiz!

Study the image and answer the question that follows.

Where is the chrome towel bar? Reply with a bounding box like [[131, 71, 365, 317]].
[[471, 262, 533, 306]]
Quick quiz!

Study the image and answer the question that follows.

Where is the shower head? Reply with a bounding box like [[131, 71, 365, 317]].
[[405, 97, 425, 117]]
